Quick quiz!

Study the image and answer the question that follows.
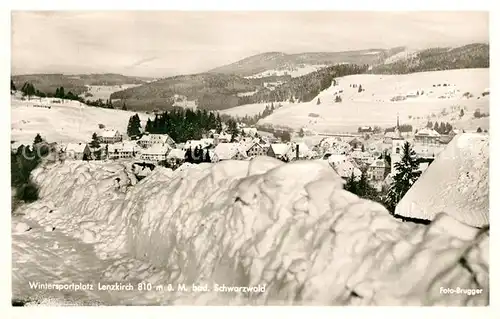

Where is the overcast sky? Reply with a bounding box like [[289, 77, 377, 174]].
[[11, 11, 489, 78]]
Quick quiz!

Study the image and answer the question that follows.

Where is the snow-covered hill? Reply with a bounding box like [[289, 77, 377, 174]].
[[244, 64, 328, 79], [219, 102, 292, 117], [13, 157, 488, 305], [254, 68, 489, 132], [11, 96, 151, 145]]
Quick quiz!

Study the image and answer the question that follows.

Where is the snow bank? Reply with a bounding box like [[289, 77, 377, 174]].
[[396, 133, 489, 227], [18, 157, 488, 305]]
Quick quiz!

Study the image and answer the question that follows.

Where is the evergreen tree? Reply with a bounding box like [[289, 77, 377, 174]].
[[122, 102, 127, 111], [11, 79, 16, 92], [445, 122, 453, 134], [82, 153, 90, 161], [335, 95, 342, 103], [280, 131, 291, 142], [344, 172, 357, 194], [127, 114, 142, 137], [317, 98, 321, 105], [439, 122, 446, 134], [216, 114, 223, 133], [477, 127, 483, 133], [426, 121, 433, 128], [459, 109, 465, 118], [204, 149, 211, 162], [185, 147, 193, 163], [90, 132, 101, 148], [299, 128, 305, 138], [21, 82, 36, 100], [433, 122, 439, 132], [33, 133, 43, 145], [358, 85, 363, 93], [385, 142, 421, 213], [145, 118, 153, 133]]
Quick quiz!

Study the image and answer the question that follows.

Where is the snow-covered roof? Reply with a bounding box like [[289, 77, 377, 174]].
[[138, 135, 151, 142], [150, 134, 174, 143], [141, 144, 171, 155], [327, 154, 348, 165], [166, 149, 186, 160], [109, 141, 139, 153], [270, 143, 291, 156], [370, 159, 387, 168], [287, 142, 312, 158], [101, 129, 120, 138], [65, 143, 88, 153], [332, 159, 362, 179], [395, 133, 489, 227], [214, 143, 248, 160], [415, 128, 441, 137]]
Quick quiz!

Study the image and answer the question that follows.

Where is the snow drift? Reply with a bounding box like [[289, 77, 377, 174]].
[[18, 157, 489, 305], [396, 133, 489, 227]]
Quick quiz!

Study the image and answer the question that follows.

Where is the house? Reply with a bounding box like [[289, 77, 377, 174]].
[[65, 143, 91, 160], [246, 142, 269, 158], [267, 143, 292, 161], [99, 130, 122, 144], [101, 130, 122, 144], [166, 148, 186, 167], [138, 133, 176, 148], [213, 132, 232, 145], [183, 139, 213, 150], [140, 144, 171, 163], [286, 142, 313, 160], [395, 133, 489, 227], [383, 132, 397, 144], [108, 141, 140, 160], [358, 126, 373, 133], [414, 128, 441, 145], [212, 143, 248, 161], [368, 159, 388, 181], [326, 155, 362, 179], [242, 127, 258, 137], [351, 150, 376, 165], [166, 149, 186, 162]]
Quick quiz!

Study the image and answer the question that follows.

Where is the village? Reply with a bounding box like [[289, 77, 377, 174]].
[[20, 113, 470, 194]]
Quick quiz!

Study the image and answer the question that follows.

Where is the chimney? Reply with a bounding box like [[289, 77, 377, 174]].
[[295, 144, 299, 160]]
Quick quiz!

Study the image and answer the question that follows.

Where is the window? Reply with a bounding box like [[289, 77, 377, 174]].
[[396, 147, 400, 154]]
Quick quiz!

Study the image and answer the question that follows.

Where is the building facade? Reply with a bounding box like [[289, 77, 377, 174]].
[[99, 130, 122, 144]]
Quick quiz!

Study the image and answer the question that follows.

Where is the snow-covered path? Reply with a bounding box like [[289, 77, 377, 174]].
[[12, 217, 115, 305]]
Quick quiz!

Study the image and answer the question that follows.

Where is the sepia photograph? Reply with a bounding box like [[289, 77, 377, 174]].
[[9, 9, 489, 308]]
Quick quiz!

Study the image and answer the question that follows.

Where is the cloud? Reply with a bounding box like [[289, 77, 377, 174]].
[[11, 11, 489, 77]]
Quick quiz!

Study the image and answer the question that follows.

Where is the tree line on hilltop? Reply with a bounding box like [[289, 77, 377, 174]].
[[134, 108, 226, 143]]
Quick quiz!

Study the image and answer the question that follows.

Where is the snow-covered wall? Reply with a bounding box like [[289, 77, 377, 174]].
[[19, 157, 489, 305]]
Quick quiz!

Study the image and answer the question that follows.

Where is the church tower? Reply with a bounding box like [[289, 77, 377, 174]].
[[391, 115, 405, 176]]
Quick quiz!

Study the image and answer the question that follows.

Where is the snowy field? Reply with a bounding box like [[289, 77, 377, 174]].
[[81, 84, 142, 102], [219, 102, 293, 117], [222, 68, 490, 132], [12, 157, 488, 306], [11, 97, 152, 145]]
